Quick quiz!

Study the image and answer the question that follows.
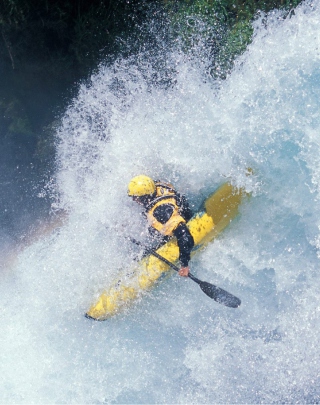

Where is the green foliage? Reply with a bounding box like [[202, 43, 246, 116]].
[[165, 0, 302, 78], [0, 97, 33, 137], [0, 0, 303, 168], [209, 19, 253, 79], [168, 1, 226, 47]]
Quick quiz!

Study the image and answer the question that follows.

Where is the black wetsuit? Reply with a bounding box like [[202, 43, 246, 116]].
[[145, 191, 194, 267]]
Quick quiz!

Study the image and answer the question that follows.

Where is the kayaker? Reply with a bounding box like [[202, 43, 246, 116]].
[[128, 175, 194, 277]]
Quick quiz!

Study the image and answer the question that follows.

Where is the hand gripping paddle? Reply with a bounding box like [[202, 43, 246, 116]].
[[130, 238, 241, 308]]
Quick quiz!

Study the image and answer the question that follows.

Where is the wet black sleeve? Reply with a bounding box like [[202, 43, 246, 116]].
[[173, 223, 194, 267], [176, 193, 193, 222]]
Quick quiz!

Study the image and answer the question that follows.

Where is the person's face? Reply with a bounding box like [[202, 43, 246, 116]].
[[131, 195, 143, 205]]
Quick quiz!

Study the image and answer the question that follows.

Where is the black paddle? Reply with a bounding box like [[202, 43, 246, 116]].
[[130, 238, 241, 308]]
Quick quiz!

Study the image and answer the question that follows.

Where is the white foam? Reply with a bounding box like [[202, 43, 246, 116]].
[[2, 1, 320, 402]]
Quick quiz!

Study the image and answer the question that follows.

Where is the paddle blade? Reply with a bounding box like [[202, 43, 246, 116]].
[[199, 281, 241, 308]]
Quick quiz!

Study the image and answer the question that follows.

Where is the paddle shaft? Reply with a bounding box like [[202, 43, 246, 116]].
[[130, 237, 241, 308], [131, 238, 209, 286]]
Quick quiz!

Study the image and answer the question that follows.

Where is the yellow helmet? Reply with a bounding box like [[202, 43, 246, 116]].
[[127, 175, 156, 197]]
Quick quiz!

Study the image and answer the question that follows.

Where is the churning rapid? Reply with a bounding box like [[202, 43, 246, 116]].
[[1, 1, 320, 403]]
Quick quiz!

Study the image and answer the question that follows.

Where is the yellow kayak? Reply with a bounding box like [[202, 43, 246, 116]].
[[86, 182, 248, 320]]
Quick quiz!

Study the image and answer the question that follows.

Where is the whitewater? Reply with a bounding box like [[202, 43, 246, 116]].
[[1, 1, 320, 403]]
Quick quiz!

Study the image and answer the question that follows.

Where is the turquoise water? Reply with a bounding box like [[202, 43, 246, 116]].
[[1, 1, 320, 403]]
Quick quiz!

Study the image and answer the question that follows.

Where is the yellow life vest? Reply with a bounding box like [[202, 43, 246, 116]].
[[146, 181, 186, 236]]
